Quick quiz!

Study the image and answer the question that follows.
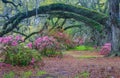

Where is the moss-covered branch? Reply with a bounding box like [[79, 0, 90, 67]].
[[0, 3, 108, 36], [63, 25, 82, 30], [50, 11, 105, 31]]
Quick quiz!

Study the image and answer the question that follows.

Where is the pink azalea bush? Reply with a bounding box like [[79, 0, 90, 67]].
[[27, 42, 33, 49], [99, 43, 111, 55], [73, 37, 84, 46], [4, 45, 41, 66], [49, 31, 74, 49], [30, 58, 36, 65], [27, 36, 62, 56], [0, 35, 42, 66], [0, 35, 23, 46], [0, 62, 11, 67]]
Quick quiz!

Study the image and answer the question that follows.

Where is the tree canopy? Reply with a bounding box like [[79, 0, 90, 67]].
[[0, 3, 108, 36]]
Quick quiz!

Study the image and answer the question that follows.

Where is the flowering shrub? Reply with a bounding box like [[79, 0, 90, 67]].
[[99, 43, 111, 55], [4, 45, 41, 66], [27, 42, 33, 49], [27, 36, 62, 57], [0, 35, 24, 46], [0, 62, 11, 67], [0, 35, 42, 66], [49, 31, 74, 49], [73, 37, 84, 46]]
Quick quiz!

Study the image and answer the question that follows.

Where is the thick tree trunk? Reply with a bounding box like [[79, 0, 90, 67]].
[[109, 0, 120, 53], [111, 26, 120, 52]]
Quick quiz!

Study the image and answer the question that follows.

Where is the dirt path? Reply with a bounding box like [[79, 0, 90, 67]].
[[41, 51, 120, 78], [0, 51, 120, 78]]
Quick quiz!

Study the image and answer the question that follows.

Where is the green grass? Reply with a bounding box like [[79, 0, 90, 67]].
[[75, 71, 90, 78], [22, 71, 33, 78], [3, 71, 15, 78], [73, 45, 94, 51], [35, 71, 47, 76], [22, 70, 47, 78], [3, 70, 47, 78], [78, 55, 97, 59]]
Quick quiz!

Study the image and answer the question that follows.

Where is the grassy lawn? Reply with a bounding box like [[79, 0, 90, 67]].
[[72, 45, 94, 51], [3, 71, 47, 78]]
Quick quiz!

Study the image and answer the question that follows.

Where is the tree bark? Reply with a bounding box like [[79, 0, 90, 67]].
[[109, 0, 120, 52]]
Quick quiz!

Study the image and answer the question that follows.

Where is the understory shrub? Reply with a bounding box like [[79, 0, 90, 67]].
[[27, 36, 62, 57], [0, 35, 42, 66], [4, 45, 41, 66], [3, 71, 15, 78], [49, 30, 74, 49], [73, 37, 84, 46], [0, 35, 24, 46], [99, 43, 111, 55]]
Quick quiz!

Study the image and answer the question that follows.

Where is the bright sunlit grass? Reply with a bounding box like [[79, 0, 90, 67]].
[[73, 45, 94, 51], [78, 55, 97, 59]]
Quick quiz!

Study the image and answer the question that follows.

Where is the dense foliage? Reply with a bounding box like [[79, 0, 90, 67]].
[[4, 45, 41, 66], [27, 36, 62, 57]]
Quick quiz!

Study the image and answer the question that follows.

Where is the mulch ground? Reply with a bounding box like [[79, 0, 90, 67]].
[[0, 51, 120, 78]]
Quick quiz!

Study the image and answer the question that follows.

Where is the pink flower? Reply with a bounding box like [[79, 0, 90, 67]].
[[15, 35, 23, 41], [104, 43, 111, 46], [42, 36, 49, 41], [11, 41, 18, 46], [2, 38, 9, 44], [27, 42, 33, 49], [30, 58, 35, 64], [21, 38, 24, 42], [58, 32, 63, 36], [31, 36, 61, 51], [0, 37, 3, 43], [7, 35, 13, 41], [99, 43, 111, 55]]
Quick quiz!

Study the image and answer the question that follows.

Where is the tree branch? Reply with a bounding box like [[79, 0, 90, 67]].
[[0, 3, 108, 36], [63, 25, 82, 30], [1, 0, 17, 7]]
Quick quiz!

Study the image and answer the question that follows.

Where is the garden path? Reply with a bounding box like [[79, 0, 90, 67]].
[[1, 51, 120, 78]]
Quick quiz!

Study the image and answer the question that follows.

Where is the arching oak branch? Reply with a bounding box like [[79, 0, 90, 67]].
[[0, 3, 108, 36]]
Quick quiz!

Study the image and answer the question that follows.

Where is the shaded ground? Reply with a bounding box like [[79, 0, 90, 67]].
[[0, 51, 120, 78], [42, 51, 120, 78]]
